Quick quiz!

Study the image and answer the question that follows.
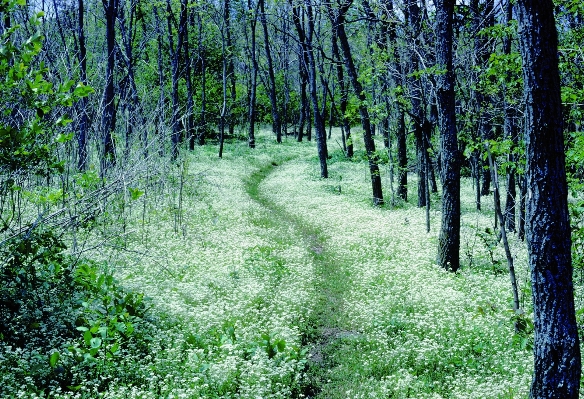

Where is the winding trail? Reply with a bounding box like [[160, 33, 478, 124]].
[[244, 158, 356, 398]]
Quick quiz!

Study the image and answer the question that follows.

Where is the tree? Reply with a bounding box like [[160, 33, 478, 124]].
[[101, 0, 118, 174], [259, 0, 281, 143], [76, 0, 89, 169], [166, 0, 188, 159], [517, 0, 581, 396], [246, 0, 260, 149], [435, 0, 460, 272], [330, 0, 383, 204]]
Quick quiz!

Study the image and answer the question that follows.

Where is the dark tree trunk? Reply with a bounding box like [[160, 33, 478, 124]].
[[153, 6, 166, 156], [259, 0, 281, 143], [435, 0, 460, 272], [166, 0, 187, 160], [247, 0, 259, 149], [472, 0, 494, 196], [503, 0, 516, 232], [415, 123, 427, 207], [387, 0, 407, 201], [405, 0, 427, 207], [219, 0, 232, 157], [226, 0, 236, 137], [77, 0, 88, 170], [182, 2, 194, 151], [290, 0, 309, 143], [396, 109, 407, 201], [304, 0, 327, 178], [517, 0, 581, 396], [297, 77, 307, 142], [331, 15, 352, 158], [334, 1, 383, 205], [119, 0, 143, 160], [518, 174, 526, 241], [101, 0, 118, 174], [197, 13, 207, 146]]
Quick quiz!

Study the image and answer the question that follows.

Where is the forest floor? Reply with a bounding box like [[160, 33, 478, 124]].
[[20, 128, 564, 398]]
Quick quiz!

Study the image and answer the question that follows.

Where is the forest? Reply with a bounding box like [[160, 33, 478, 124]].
[[1, 0, 584, 397]]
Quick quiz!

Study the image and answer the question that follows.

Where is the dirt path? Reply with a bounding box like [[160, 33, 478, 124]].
[[244, 159, 357, 398]]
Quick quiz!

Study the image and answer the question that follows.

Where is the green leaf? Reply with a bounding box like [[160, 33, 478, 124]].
[[128, 187, 144, 200], [49, 351, 59, 368], [83, 330, 92, 346], [276, 339, 286, 352], [90, 337, 102, 349]]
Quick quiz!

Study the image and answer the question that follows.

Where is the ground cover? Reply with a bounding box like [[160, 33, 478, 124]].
[[2, 129, 561, 398]]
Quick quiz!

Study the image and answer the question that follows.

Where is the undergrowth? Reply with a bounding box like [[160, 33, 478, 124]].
[[3, 129, 582, 398]]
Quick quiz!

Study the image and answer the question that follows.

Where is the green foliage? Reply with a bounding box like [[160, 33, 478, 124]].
[[0, 10, 93, 177]]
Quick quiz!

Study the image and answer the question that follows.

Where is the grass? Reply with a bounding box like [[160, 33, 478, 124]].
[[2, 127, 575, 398]]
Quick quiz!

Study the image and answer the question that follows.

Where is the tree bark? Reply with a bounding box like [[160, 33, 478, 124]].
[[77, 0, 88, 170], [517, 0, 581, 396], [331, 9, 351, 157], [225, 0, 236, 137], [503, 0, 516, 232], [304, 0, 327, 178], [436, 0, 460, 272], [259, 0, 281, 143], [166, 0, 187, 160], [101, 0, 118, 174], [247, 0, 259, 149], [333, 0, 383, 205]]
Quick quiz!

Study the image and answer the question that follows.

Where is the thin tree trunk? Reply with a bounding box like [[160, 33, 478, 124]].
[[259, 0, 281, 143], [153, 6, 165, 156], [486, 144, 520, 322], [334, 1, 383, 204], [304, 0, 327, 178], [166, 0, 187, 160], [331, 20, 352, 157], [247, 0, 259, 149], [503, 0, 516, 232], [101, 0, 118, 175], [225, 0, 236, 137], [197, 13, 207, 146], [182, 1, 194, 151], [119, 0, 142, 161], [77, 0, 88, 170]]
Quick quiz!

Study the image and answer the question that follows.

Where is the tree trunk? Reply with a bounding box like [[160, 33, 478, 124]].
[[247, 0, 259, 149], [435, 0, 460, 272], [334, 1, 383, 205], [118, 0, 143, 160], [166, 0, 187, 160], [153, 6, 166, 156], [197, 13, 207, 146], [259, 0, 281, 143], [517, 0, 581, 396], [396, 109, 407, 201], [331, 18, 352, 158], [225, 0, 236, 137], [182, 1, 194, 151], [101, 0, 118, 174], [503, 0, 516, 232], [77, 0, 88, 170], [304, 0, 327, 178]]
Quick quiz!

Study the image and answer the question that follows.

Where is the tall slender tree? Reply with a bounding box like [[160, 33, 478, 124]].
[[331, 0, 383, 204], [517, 0, 581, 396], [259, 0, 281, 143], [76, 0, 88, 169], [101, 0, 118, 174]]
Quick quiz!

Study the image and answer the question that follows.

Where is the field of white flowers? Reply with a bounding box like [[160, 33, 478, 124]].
[[8, 129, 575, 398]]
